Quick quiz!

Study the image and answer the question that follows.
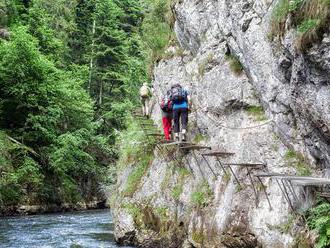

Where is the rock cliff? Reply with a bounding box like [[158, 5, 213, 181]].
[[112, 0, 329, 247]]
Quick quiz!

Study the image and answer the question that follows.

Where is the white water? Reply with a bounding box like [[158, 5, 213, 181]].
[[0, 209, 132, 248]]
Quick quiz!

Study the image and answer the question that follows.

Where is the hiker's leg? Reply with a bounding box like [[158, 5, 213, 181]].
[[173, 109, 180, 140], [162, 117, 171, 140], [181, 108, 188, 132], [141, 98, 146, 116], [145, 97, 150, 116], [169, 116, 173, 136]]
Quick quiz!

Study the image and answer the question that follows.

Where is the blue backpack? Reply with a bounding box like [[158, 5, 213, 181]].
[[170, 85, 187, 103]]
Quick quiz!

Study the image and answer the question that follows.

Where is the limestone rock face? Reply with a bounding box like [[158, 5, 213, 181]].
[[112, 0, 329, 247]]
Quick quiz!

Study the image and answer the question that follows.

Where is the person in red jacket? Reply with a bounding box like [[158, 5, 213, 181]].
[[160, 90, 173, 140]]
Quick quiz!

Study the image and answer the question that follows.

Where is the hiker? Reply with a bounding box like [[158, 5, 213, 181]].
[[170, 84, 191, 141], [160, 90, 173, 141], [139, 82, 152, 117]]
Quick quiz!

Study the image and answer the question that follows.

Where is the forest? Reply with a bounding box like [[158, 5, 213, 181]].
[[0, 0, 173, 210]]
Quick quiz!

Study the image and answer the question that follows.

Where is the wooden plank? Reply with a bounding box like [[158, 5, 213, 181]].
[[223, 163, 266, 167], [161, 141, 193, 146], [179, 145, 212, 150], [274, 176, 330, 182], [291, 180, 330, 186], [201, 151, 235, 157], [254, 172, 285, 178]]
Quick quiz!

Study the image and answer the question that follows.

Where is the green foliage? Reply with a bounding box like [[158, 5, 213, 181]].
[[155, 207, 169, 221], [289, 0, 304, 11], [245, 105, 267, 121], [192, 232, 205, 244], [276, 215, 296, 234], [191, 181, 213, 208], [307, 201, 330, 248], [297, 19, 319, 33], [117, 117, 156, 170], [0, 0, 148, 208], [285, 150, 311, 176], [222, 172, 231, 185], [119, 117, 156, 196], [0, 132, 44, 206], [270, 0, 330, 51], [123, 154, 153, 197], [225, 54, 244, 75], [171, 166, 190, 200], [141, 0, 175, 76], [171, 185, 183, 200]]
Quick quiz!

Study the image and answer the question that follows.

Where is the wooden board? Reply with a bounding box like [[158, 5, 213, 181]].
[[201, 151, 235, 157], [180, 145, 212, 150], [254, 172, 285, 178], [291, 179, 330, 186], [161, 141, 193, 146], [223, 163, 266, 167], [273, 175, 330, 182]]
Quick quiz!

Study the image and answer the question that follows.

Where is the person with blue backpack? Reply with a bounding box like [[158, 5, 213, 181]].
[[170, 84, 191, 141]]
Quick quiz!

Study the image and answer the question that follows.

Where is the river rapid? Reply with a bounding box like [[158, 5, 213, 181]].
[[0, 209, 131, 248]]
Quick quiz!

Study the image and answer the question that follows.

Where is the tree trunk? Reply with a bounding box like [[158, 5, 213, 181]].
[[99, 81, 103, 106], [88, 19, 96, 95]]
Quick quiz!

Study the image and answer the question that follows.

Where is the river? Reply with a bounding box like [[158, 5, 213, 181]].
[[0, 209, 132, 248]]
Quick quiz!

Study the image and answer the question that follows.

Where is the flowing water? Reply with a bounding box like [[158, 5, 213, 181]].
[[0, 209, 132, 248]]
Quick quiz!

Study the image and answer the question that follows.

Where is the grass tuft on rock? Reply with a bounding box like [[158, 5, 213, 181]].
[[225, 54, 244, 75], [270, 0, 330, 51], [171, 167, 190, 201], [190, 181, 213, 208], [245, 105, 267, 121], [118, 116, 157, 197], [192, 231, 205, 244], [285, 149, 312, 176]]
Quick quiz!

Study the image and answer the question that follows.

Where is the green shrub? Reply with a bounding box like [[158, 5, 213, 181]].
[[123, 153, 153, 197], [245, 105, 267, 121], [191, 181, 213, 208], [270, 0, 330, 51], [285, 150, 311, 176], [297, 19, 319, 33], [117, 117, 156, 170], [307, 201, 330, 248], [155, 207, 169, 221], [192, 231, 205, 244], [142, 0, 176, 76], [171, 166, 191, 200], [171, 185, 183, 200]]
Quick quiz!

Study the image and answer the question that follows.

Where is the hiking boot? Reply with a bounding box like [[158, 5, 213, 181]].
[[181, 129, 187, 141], [181, 133, 186, 141], [174, 133, 180, 142]]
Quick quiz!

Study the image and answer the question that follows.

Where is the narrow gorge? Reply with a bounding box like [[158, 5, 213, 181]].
[[112, 0, 330, 247]]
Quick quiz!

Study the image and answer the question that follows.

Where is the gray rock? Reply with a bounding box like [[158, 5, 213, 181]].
[[113, 0, 329, 247], [0, 28, 10, 39]]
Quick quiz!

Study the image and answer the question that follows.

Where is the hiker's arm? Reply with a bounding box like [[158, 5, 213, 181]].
[[187, 95, 192, 108]]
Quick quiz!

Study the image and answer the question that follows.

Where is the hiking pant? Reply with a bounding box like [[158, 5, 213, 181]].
[[162, 117, 172, 140], [173, 108, 188, 133], [141, 97, 150, 116]]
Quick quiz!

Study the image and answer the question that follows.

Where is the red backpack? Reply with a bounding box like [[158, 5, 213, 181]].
[[160, 93, 172, 112]]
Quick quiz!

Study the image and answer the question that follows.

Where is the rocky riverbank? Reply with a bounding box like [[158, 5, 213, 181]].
[[0, 200, 108, 216]]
